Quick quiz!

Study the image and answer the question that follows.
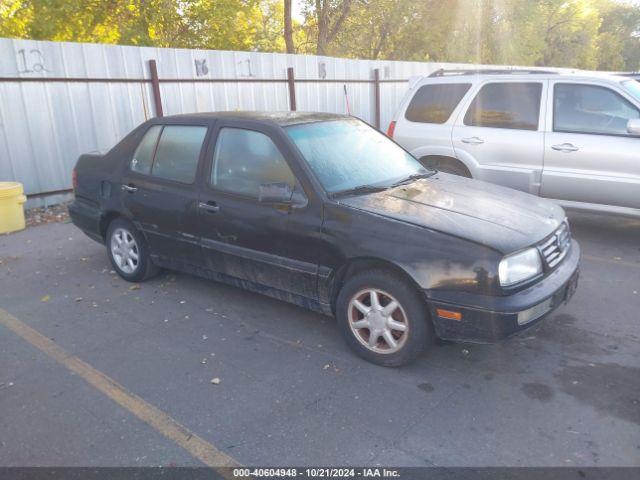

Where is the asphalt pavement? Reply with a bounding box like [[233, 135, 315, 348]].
[[0, 211, 638, 467]]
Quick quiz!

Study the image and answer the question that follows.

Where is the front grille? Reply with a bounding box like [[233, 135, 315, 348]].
[[539, 222, 571, 269]]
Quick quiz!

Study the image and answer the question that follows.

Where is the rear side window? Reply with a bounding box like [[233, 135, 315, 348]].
[[464, 82, 542, 130], [131, 125, 162, 175], [211, 128, 295, 198], [405, 84, 471, 124], [554, 83, 640, 136], [151, 126, 207, 183]]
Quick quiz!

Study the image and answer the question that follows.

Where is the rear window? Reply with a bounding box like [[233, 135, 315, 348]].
[[464, 82, 542, 131], [151, 126, 207, 183], [405, 83, 471, 124]]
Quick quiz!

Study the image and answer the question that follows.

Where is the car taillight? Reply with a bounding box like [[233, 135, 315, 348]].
[[387, 121, 396, 138], [72, 168, 78, 191]]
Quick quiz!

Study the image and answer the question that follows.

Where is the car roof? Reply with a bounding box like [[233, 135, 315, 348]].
[[159, 111, 348, 126], [417, 70, 632, 84]]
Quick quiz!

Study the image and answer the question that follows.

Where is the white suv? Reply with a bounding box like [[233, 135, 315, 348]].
[[389, 69, 640, 217]]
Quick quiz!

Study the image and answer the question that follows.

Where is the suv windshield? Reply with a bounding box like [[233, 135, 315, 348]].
[[286, 118, 428, 194], [623, 80, 640, 102]]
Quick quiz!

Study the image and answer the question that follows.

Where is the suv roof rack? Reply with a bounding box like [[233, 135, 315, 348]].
[[428, 68, 560, 77]]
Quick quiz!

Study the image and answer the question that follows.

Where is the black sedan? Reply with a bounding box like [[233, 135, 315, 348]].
[[69, 112, 580, 366]]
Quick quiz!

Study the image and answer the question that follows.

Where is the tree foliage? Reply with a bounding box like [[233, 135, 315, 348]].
[[1, 0, 639, 70]]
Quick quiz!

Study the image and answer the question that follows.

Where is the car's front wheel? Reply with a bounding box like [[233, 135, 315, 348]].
[[106, 218, 159, 282], [336, 269, 433, 366]]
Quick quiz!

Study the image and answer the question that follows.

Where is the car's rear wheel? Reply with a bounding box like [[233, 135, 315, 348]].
[[106, 218, 159, 282], [336, 270, 433, 366]]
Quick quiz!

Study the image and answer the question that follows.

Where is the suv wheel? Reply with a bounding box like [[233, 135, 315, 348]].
[[336, 270, 433, 366], [106, 218, 159, 282]]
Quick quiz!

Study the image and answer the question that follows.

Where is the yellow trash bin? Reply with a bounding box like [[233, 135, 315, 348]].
[[0, 182, 27, 234]]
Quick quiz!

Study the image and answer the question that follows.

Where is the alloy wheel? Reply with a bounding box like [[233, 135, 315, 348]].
[[348, 288, 409, 354], [110, 227, 140, 274]]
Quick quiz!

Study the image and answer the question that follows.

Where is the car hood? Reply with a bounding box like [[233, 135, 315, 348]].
[[337, 173, 565, 253]]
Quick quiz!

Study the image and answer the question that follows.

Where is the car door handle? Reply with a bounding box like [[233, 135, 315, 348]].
[[121, 184, 137, 193], [198, 201, 220, 213], [461, 136, 484, 145], [551, 143, 579, 152]]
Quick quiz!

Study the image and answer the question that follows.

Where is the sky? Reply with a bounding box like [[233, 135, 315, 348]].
[[292, 0, 304, 22]]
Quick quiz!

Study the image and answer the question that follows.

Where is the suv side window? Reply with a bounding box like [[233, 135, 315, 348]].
[[405, 83, 471, 124], [554, 83, 640, 136], [464, 82, 542, 131], [130, 125, 162, 175], [211, 127, 296, 198], [151, 126, 208, 183]]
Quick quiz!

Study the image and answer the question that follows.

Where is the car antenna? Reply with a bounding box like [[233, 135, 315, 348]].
[[343, 84, 351, 115]]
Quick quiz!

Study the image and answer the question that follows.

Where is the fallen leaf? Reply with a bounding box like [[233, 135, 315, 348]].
[[129, 284, 141, 291], [41, 295, 50, 302]]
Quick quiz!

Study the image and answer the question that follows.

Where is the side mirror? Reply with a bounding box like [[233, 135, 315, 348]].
[[627, 118, 640, 136], [258, 182, 293, 204]]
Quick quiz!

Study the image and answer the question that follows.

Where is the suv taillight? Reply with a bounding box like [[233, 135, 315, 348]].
[[387, 121, 396, 138], [72, 168, 78, 191]]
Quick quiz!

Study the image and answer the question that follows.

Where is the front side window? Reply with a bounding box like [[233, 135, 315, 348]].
[[130, 125, 162, 175], [405, 83, 471, 124], [464, 82, 542, 131], [554, 83, 640, 136], [211, 128, 296, 197], [151, 126, 207, 183], [286, 118, 425, 194]]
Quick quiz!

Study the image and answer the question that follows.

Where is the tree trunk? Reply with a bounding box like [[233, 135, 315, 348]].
[[284, 0, 295, 54], [316, 0, 329, 55]]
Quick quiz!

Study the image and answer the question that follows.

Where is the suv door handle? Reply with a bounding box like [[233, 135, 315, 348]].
[[198, 201, 220, 213], [121, 184, 137, 193], [461, 136, 484, 145], [551, 143, 579, 152]]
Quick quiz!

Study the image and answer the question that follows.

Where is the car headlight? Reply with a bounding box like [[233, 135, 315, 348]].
[[499, 247, 542, 287]]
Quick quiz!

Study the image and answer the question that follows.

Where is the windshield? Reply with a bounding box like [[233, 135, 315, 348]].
[[285, 118, 427, 194], [622, 80, 640, 103]]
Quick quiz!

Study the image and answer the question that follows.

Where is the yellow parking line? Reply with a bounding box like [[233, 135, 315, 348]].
[[0, 308, 240, 475]]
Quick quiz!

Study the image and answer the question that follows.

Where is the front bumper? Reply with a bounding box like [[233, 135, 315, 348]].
[[426, 240, 581, 342]]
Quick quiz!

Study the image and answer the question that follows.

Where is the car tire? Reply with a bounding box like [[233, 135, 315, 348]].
[[336, 269, 433, 367], [106, 217, 159, 282]]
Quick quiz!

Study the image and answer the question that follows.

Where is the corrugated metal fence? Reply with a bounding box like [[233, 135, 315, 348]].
[[0, 38, 471, 204]]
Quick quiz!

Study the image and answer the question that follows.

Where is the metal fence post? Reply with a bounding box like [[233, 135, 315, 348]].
[[149, 60, 164, 117], [373, 68, 381, 129], [287, 67, 297, 111]]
